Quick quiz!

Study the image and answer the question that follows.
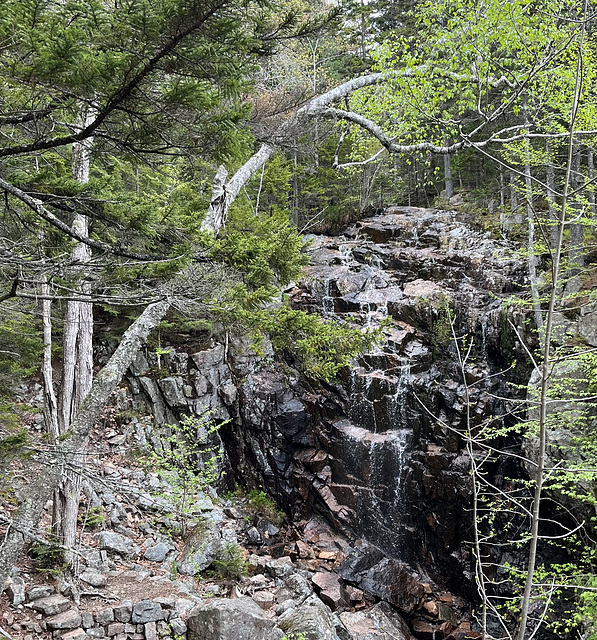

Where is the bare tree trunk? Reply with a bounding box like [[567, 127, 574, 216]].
[[202, 74, 386, 236], [516, 21, 585, 637], [588, 146, 595, 217], [510, 171, 518, 219], [443, 144, 454, 199], [499, 163, 506, 230], [293, 147, 299, 226], [52, 113, 95, 561], [1, 299, 171, 592], [546, 140, 558, 250], [41, 280, 59, 438]]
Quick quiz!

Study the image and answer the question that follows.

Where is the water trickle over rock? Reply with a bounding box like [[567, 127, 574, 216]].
[[224, 206, 532, 595]]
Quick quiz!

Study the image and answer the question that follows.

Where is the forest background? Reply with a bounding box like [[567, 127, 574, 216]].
[[2, 0, 597, 638]]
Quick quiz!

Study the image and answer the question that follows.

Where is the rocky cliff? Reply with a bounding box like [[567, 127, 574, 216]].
[[120, 206, 533, 610]]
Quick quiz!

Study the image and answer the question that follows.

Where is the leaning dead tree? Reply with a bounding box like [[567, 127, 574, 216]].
[[203, 63, 597, 237], [0, 298, 171, 592]]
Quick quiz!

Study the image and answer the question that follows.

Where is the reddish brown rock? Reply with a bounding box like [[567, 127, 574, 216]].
[[345, 585, 364, 603], [422, 600, 439, 616], [312, 571, 348, 611], [412, 619, 444, 640]]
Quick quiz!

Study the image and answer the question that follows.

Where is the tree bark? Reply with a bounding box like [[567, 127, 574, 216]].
[[52, 115, 95, 561], [516, 19, 585, 636], [546, 139, 558, 250], [588, 146, 595, 217], [41, 280, 59, 438], [443, 146, 454, 199], [0, 298, 171, 592]]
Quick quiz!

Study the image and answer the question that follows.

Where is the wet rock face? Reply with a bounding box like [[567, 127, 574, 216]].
[[242, 207, 528, 590], [124, 206, 531, 602]]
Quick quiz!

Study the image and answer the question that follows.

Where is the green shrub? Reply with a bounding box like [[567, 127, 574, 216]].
[[247, 489, 285, 526], [29, 539, 66, 575], [80, 506, 105, 529], [209, 543, 248, 579]]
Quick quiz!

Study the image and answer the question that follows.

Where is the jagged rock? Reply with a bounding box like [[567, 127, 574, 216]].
[[187, 597, 283, 640], [170, 617, 187, 636], [29, 594, 72, 616], [246, 526, 263, 544], [579, 301, 597, 346], [265, 556, 294, 579], [131, 600, 165, 624], [144, 542, 174, 563], [138, 377, 170, 425], [106, 622, 125, 636], [178, 519, 222, 575], [6, 575, 25, 606], [252, 590, 275, 610], [158, 376, 187, 408], [144, 620, 157, 640], [337, 541, 426, 615], [61, 629, 88, 640], [338, 603, 410, 640], [80, 570, 107, 588], [113, 601, 132, 623], [277, 594, 336, 640], [411, 619, 450, 640], [27, 585, 54, 601], [221, 527, 238, 545], [282, 573, 314, 603], [94, 608, 115, 625], [96, 532, 140, 558], [312, 571, 348, 611], [46, 609, 83, 630], [80, 549, 110, 572], [81, 612, 94, 628]]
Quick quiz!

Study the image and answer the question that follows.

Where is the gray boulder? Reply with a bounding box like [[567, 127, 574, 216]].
[[132, 600, 165, 624], [96, 531, 140, 558], [277, 594, 337, 640], [338, 603, 410, 640], [144, 541, 174, 563], [187, 597, 284, 640], [178, 519, 221, 575]]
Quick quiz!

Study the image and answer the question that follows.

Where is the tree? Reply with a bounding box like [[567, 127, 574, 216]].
[[0, 0, 377, 578]]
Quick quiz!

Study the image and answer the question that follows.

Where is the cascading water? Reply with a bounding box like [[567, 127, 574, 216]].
[[291, 206, 529, 567]]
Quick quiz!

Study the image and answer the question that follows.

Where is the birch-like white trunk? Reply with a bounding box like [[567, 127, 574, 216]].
[[1, 299, 171, 590], [588, 147, 595, 217], [41, 280, 59, 438], [52, 110, 95, 561], [202, 74, 385, 236], [443, 148, 454, 199]]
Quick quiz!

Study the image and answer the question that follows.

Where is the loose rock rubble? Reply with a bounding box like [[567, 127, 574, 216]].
[[2, 207, 505, 640]]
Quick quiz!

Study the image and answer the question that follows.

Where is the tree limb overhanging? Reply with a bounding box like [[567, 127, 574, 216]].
[[0, 176, 168, 262], [203, 64, 597, 236], [0, 0, 228, 160]]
